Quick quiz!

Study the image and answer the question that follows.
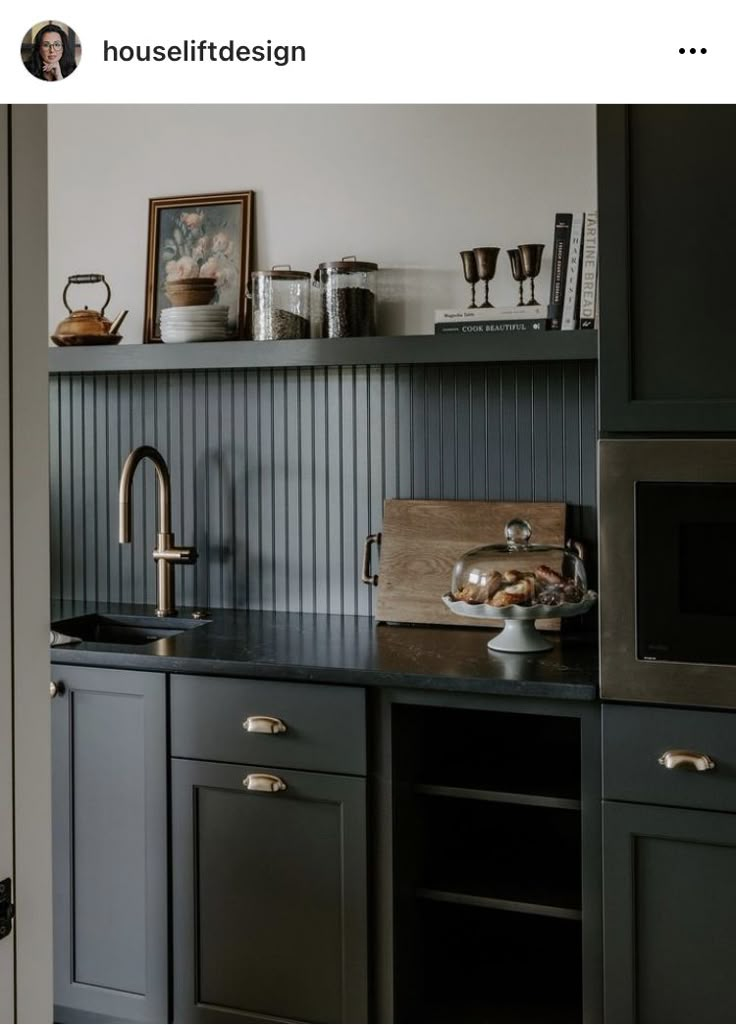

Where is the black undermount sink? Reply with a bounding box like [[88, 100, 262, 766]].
[[52, 613, 208, 647]]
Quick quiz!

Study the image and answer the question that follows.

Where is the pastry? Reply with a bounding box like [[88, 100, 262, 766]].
[[534, 565, 564, 586], [561, 581, 583, 603], [502, 569, 525, 584], [485, 571, 504, 599], [454, 570, 503, 604], [489, 578, 536, 607], [453, 585, 485, 604], [502, 569, 536, 584]]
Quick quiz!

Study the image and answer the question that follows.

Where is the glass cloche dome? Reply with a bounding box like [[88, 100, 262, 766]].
[[442, 518, 596, 653]]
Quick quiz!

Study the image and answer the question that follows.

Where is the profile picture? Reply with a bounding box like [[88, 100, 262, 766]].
[[21, 21, 81, 81]]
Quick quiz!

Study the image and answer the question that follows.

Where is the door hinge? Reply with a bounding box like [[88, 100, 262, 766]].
[[0, 878, 14, 940]]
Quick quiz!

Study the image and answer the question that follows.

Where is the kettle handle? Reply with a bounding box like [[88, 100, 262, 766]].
[[63, 274, 111, 316]]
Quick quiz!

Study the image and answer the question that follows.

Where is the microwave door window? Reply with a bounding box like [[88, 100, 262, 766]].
[[637, 482, 736, 665], [679, 522, 736, 616]]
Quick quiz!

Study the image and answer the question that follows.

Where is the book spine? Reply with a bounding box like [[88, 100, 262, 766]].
[[547, 213, 573, 331], [434, 306, 544, 322], [578, 209, 598, 329], [561, 213, 584, 331], [435, 319, 547, 335], [573, 225, 585, 326]]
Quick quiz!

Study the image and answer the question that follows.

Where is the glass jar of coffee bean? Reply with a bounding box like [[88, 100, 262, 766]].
[[315, 257, 378, 338], [251, 267, 311, 341]]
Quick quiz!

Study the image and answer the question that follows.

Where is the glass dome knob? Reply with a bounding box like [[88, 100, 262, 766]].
[[504, 518, 532, 548]]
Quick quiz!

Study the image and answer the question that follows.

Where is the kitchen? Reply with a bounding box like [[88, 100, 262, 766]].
[[3, 103, 736, 1024]]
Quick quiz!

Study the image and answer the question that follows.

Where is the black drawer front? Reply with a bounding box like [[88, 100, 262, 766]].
[[603, 703, 736, 813], [171, 674, 366, 775]]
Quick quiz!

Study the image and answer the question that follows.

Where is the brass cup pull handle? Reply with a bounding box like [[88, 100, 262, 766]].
[[243, 773, 287, 793], [658, 749, 716, 772], [243, 715, 287, 735]]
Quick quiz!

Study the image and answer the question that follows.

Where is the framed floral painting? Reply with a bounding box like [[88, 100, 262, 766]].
[[144, 191, 254, 342]]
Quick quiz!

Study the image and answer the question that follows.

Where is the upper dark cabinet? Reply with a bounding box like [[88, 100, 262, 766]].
[[598, 104, 736, 432]]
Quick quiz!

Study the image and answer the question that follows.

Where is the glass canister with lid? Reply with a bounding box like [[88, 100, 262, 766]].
[[315, 256, 378, 338], [251, 266, 311, 341], [442, 518, 597, 652]]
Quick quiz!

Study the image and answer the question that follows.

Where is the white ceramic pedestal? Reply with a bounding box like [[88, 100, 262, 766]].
[[486, 619, 554, 654]]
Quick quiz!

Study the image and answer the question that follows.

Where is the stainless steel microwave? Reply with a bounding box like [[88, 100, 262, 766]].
[[600, 438, 736, 708]]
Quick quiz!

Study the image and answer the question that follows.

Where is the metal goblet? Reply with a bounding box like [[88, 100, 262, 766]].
[[507, 249, 527, 307], [460, 250, 479, 309], [472, 247, 500, 308], [517, 244, 545, 306]]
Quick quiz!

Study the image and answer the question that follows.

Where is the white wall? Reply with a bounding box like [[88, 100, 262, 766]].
[[48, 105, 596, 342]]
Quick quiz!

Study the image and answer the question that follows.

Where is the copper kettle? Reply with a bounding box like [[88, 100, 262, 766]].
[[51, 274, 127, 346]]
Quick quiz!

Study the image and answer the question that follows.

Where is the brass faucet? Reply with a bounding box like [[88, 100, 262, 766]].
[[119, 445, 197, 617]]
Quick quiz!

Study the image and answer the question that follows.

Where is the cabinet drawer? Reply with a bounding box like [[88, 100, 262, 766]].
[[603, 703, 736, 813], [171, 674, 366, 775]]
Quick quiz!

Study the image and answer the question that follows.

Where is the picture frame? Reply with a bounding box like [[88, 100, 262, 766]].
[[144, 190, 254, 343]]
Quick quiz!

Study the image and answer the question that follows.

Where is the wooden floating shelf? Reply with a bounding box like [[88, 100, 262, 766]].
[[48, 332, 598, 375], [417, 887, 583, 922], [414, 783, 581, 812]]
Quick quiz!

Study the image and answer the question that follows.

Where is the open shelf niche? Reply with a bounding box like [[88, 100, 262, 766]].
[[392, 703, 583, 1023]]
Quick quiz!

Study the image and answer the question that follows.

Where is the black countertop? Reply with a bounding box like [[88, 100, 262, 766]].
[[49, 601, 599, 701]]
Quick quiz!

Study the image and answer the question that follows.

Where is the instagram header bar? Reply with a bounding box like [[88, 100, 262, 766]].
[[0, 0, 731, 102]]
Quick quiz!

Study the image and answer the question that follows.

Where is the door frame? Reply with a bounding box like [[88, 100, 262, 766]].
[[0, 103, 53, 1024], [0, 102, 15, 1025]]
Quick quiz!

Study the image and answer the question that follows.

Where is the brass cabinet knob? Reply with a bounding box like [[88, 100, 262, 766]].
[[242, 715, 287, 735], [242, 773, 287, 793], [658, 749, 715, 772]]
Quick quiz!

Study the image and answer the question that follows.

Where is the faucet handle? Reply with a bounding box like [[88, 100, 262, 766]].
[[154, 545, 198, 565]]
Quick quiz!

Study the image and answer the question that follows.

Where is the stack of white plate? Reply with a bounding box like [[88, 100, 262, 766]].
[[160, 304, 229, 343]]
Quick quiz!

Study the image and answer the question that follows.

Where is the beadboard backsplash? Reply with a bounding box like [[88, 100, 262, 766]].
[[49, 361, 597, 615]]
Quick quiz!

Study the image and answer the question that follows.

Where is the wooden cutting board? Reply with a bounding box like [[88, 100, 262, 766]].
[[371, 499, 567, 629]]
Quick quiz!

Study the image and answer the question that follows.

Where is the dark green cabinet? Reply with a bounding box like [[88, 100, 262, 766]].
[[49, 661, 603, 1025], [171, 759, 368, 1023], [51, 665, 168, 1024], [598, 104, 736, 432], [602, 703, 736, 1023], [603, 800, 736, 1023]]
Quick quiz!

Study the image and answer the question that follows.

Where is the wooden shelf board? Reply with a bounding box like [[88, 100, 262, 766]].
[[409, 995, 582, 1024], [48, 332, 598, 375], [414, 782, 581, 811], [417, 887, 582, 921]]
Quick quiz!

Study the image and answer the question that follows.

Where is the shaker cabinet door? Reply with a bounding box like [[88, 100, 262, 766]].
[[172, 758, 368, 1024], [604, 800, 736, 1023], [598, 104, 736, 432], [51, 665, 168, 1023]]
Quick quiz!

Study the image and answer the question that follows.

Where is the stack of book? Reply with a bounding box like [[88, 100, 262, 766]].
[[434, 211, 598, 336], [434, 306, 548, 335], [548, 210, 598, 331]]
